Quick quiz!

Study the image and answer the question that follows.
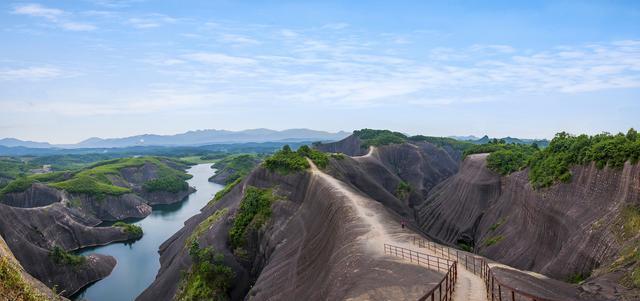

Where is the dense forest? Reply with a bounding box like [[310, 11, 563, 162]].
[[464, 129, 640, 188]]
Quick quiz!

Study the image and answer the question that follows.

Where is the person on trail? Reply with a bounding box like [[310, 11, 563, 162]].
[[401, 220, 406, 229]]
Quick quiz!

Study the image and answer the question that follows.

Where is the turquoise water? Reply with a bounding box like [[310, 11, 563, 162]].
[[73, 163, 222, 301]]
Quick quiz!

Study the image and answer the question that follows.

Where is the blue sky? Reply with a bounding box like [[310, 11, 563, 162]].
[[0, 0, 638, 143]]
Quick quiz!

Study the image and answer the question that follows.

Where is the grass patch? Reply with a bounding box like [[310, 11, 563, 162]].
[[179, 156, 218, 164], [567, 273, 588, 284], [458, 242, 473, 252], [484, 235, 504, 247], [188, 208, 229, 244], [228, 186, 278, 249], [49, 176, 131, 196], [39, 156, 192, 196], [408, 135, 475, 152], [331, 153, 346, 160], [176, 241, 234, 301], [113, 222, 143, 238], [0, 172, 68, 195], [208, 178, 243, 207], [395, 181, 412, 200], [0, 256, 49, 301], [489, 218, 506, 232], [49, 246, 85, 266], [211, 154, 262, 184], [143, 176, 189, 193]]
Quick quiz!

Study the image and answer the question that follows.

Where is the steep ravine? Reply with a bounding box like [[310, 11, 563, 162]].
[[416, 153, 640, 299]]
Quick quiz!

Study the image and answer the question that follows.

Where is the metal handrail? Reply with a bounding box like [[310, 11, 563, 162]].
[[412, 237, 557, 301], [383, 243, 458, 301]]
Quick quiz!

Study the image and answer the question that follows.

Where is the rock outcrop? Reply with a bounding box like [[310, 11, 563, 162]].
[[0, 234, 66, 300], [0, 202, 139, 296], [417, 153, 640, 298], [138, 162, 447, 301], [137, 140, 464, 301]]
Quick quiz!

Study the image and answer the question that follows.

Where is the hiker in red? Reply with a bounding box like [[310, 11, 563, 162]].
[[401, 220, 406, 229]]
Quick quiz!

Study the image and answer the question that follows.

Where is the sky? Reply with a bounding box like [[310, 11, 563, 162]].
[[0, 0, 639, 144]]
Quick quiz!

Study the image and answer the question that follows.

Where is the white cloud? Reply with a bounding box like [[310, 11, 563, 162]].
[[12, 3, 63, 20], [182, 52, 257, 65], [321, 22, 349, 30], [151, 38, 640, 107], [280, 29, 298, 38], [127, 14, 176, 29], [219, 34, 260, 45], [0, 67, 64, 81], [12, 3, 96, 31]]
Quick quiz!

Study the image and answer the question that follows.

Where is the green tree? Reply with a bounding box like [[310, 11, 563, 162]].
[[627, 128, 638, 142]]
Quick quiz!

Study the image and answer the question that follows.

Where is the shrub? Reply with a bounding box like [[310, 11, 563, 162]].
[[353, 129, 407, 148], [49, 246, 85, 266], [395, 181, 412, 200], [228, 187, 277, 249], [0, 256, 49, 301], [408, 135, 474, 152], [484, 235, 504, 247], [529, 130, 640, 188], [188, 208, 229, 244], [567, 273, 588, 284], [143, 176, 189, 193], [489, 218, 506, 232], [331, 153, 346, 160], [209, 178, 243, 207], [177, 241, 234, 301], [263, 146, 309, 174], [297, 145, 329, 168], [113, 222, 143, 238]]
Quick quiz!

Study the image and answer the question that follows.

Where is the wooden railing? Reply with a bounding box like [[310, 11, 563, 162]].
[[383, 243, 457, 301], [412, 237, 557, 301]]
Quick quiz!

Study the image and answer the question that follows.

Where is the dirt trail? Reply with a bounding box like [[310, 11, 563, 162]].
[[308, 160, 487, 301], [353, 146, 375, 160]]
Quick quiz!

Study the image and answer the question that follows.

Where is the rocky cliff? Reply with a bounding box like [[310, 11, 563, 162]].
[[0, 202, 139, 296], [0, 157, 195, 297], [137, 140, 464, 301], [417, 153, 640, 299]]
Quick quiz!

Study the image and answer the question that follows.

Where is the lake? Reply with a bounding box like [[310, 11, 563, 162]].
[[73, 163, 222, 301]]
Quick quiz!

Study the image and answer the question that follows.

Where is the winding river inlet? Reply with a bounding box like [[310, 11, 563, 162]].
[[73, 164, 222, 301]]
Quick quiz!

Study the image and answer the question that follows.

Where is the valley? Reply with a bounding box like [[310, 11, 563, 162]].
[[0, 129, 639, 300]]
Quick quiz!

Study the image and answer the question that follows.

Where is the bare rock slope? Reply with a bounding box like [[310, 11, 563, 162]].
[[417, 153, 640, 299]]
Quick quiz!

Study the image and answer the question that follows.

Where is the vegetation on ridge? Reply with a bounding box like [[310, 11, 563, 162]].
[[228, 186, 278, 249], [463, 129, 640, 188], [353, 129, 407, 148], [177, 240, 234, 301], [263, 145, 329, 173], [113, 222, 143, 238], [211, 154, 263, 184], [1, 156, 192, 197], [0, 256, 49, 301], [49, 246, 85, 266]]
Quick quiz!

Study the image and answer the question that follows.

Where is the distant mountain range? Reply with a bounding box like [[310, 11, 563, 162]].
[[449, 135, 550, 147], [1, 129, 351, 149]]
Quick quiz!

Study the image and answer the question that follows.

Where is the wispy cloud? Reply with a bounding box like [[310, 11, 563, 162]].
[[321, 22, 349, 30], [182, 52, 257, 65], [127, 13, 176, 29], [12, 3, 96, 31], [0, 67, 64, 81], [219, 34, 260, 45], [147, 34, 640, 108]]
